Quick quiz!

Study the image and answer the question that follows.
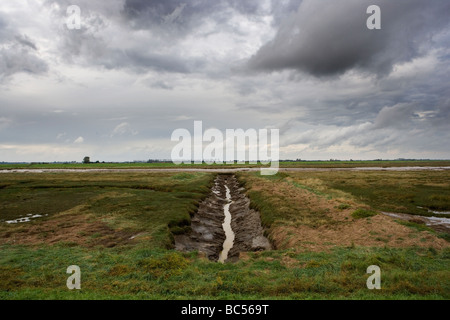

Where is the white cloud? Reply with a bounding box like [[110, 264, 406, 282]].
[[0, 143, 91, 162], [73, 136, 84, 143], [0, 117, 12, 130], [111, 122, 138, 137], [56, 132, 66, 139], [172, 115, 192, 121]]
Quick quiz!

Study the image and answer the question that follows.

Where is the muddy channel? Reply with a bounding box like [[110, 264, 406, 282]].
[[174, 174, 271, 262]]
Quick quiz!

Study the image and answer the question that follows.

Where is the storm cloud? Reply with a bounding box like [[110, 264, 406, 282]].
[[0, 0, 449, 162], [122, 0, 271, 31], [247, 0, 450, 77], [0, 15, 48, 81]]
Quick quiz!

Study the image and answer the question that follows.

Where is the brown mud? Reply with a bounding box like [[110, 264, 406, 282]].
[[174, 174, 271, 262]]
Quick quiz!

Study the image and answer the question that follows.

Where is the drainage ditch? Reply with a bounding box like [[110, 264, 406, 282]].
[[174, 174, 272, 262]]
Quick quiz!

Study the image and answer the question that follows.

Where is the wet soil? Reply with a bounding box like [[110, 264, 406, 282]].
[[174, 174, 271, 262], [226, 176, 272, 261]]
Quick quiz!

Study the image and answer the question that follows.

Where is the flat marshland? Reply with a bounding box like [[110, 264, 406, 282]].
[[2, 159, 450, 170], [0, 168, 449, 299]]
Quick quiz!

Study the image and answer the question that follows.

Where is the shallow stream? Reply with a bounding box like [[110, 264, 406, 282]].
[[174, 174, 271, 262]]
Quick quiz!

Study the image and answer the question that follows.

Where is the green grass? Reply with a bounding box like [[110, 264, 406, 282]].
[[1, 170, 449, 299], [237, 172, 337, 229], [0, 172, 215, 248], [238, 170, 450, 240], [317, 171, 450, 216], [0, 245, 448, 299], [1, 160, 449, 170], [337, 204, 351, 210], [352, 209, 378, 219]]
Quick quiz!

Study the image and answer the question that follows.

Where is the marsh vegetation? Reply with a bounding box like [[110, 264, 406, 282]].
[[0, 169, 449, 299]]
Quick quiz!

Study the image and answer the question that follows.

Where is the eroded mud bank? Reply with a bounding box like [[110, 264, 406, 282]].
[[174, 174, 271, 262]]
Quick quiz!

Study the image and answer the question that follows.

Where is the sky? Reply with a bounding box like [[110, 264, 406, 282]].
[[0, 0, 449, 162]]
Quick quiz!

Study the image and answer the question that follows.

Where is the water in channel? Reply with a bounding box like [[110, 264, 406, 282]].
[[218, 185, 235, 263]]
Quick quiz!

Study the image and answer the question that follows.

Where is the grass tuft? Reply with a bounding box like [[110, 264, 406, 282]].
[[352, 209, 378, 219]]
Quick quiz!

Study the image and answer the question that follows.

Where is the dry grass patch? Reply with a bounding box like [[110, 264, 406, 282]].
[[238, 172, 449, 252], [0, 204, 135, 248], [272, 214, 449, 252]]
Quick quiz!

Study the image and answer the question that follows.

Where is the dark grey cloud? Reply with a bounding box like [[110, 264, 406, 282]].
[[123, 0, 271, 31], [0, 47, 48, 79], [227, 0, 266, 16], [374, 103, 424, 130], [269, 0, 303, 26], [1, 0, 449, 161], [45, 0, 217, 74], [46, 0, 306, 75], [247, 0, 450, 77], [14, 35, 38, 51], [277, 55, 449, 130], [123, 0, 201, 28], [146, 80, 174, 90], [238, 38, 450, 158], [0, 14, 48, 81], [278, 71, 450, 156], [117, 50, 193, 73]]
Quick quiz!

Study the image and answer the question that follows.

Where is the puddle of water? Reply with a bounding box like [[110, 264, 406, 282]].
[[218, 185, 235, 263], [5, 214, 46, 224], [425, 216, 450, 227], [417, 206, 450, 215], [429, 210, 450, 215], [382, 212, 450, 228]]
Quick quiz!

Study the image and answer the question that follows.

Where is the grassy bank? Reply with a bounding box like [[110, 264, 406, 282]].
[[280, 170, 450, 217], [238, 171, 450, 246], [0, 172, 215, 248]]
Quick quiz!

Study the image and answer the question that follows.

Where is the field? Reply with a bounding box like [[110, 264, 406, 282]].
[[0, 169, 449, 299], [1, 160, 450, 170]]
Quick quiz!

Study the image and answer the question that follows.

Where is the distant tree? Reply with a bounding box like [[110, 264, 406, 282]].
[[83, 156, 90, 164]]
